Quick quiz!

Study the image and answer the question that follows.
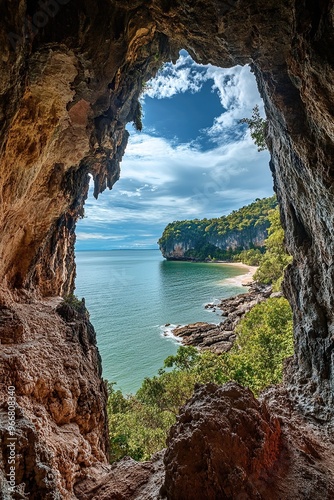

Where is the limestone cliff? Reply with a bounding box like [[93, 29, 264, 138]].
[[160, 226, 268, 260], [158, 197, 276, 260], [1, 0, 334, 498]]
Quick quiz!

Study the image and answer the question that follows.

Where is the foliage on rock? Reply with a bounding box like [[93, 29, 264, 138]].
[[107, 297, 293, 462], [232, 248, 263, 265], [240, 105, 267, 152], [158, 196, 277, 261], [254, 208, 292, 289], [133, 101, 143, 132]]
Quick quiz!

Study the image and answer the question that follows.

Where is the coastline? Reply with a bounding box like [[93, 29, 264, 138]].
[[215, 262, 258, 287]]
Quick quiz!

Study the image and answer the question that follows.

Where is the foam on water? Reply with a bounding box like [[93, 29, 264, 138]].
[[159, 324, 184, 343]]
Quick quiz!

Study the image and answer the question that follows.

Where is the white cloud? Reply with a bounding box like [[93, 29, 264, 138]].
[[204, 64, 264, 143], [144, 54, 264, 145], [77, 52, 273, 248], [118, 189, 141, 197], [144, 52, 207, 99], [76, 232, 125, 241], [81, 130, 271, 227]]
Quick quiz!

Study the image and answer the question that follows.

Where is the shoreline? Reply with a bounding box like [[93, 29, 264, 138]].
[[171, 284, 273, 353], [215, 261, 258, 287]]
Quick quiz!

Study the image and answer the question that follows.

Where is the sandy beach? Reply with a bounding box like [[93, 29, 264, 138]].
[[216, 262, 258, 287]]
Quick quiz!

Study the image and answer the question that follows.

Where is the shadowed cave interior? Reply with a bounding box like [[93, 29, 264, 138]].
[[1, 1, 334, 498]]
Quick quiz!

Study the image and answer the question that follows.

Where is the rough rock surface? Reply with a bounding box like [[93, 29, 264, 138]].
[[172, 285, 273, 353], [163, 382, 282, 499], [0, 0, 334, 498], [0, 289, 108, 498], [173, 321, 237, 353], [162, 382, 334, 500], [74, 452, 165, 500]]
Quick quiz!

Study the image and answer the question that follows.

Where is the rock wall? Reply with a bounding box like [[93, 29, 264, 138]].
[[0, 290, 109, 497], [1, 0, 334, 497], [160, 226, 268, 260]]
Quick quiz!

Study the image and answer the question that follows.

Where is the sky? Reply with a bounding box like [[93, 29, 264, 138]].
[[76, 51, 273, 250]]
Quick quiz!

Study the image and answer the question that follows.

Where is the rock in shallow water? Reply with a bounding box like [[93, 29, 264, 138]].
[[171, 285, 272, 353]]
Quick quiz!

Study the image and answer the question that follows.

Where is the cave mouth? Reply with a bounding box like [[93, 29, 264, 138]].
[[74, 50, 273, 392], [2, 0, 330, 415], [1, 1, 334, 496]]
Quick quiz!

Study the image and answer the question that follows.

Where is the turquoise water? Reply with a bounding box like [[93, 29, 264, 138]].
[[75, 249, 246, 393]]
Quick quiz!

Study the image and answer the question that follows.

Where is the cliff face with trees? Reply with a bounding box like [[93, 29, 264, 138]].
[[158, 196, 277, 260], [1, 1, 334, 498]]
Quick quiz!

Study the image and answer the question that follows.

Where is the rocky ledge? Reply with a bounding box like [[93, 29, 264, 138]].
[[77, 382, 334, 499], [172, 284, 275, 353]]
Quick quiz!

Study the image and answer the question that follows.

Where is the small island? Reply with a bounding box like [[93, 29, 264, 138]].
[[158, 196, 277, 263]]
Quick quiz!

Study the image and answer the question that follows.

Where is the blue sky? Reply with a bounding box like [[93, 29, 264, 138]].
[[76, 51, 273, 250]]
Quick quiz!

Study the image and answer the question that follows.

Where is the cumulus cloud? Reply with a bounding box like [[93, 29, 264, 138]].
[[81, 132, 271, 225], [204, 64, 264, 143], [76, 52, 273, 249]]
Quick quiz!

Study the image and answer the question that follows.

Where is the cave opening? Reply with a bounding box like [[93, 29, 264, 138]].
[[74, 50, 273, 393], [1, 1, 334, 496]]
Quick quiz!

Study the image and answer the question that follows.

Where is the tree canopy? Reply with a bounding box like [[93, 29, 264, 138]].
[[254, 207, 293, 289], [158, 196, 277, 261], [107, 297, 293, 462]]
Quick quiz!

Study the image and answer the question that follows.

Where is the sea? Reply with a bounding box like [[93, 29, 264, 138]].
[[75, 249, 247, 394]]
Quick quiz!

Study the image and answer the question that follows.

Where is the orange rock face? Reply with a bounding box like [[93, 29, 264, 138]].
[[161, 383, 334, 499], [163, 383, 282, 499], [1, 0, 334, 497], [0, 290, 109, 497]]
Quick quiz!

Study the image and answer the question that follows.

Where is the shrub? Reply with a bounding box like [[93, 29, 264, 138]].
[[254, 208, 292, 288], [107, 298, 293, 462]]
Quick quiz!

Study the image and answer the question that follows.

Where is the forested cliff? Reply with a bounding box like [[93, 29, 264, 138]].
[[158, 196, 277, 260]]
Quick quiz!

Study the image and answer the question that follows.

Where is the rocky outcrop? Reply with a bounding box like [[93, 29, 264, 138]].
[[162, 383, 282, 499], [0, 290, 108, 497], [1, 0, 334, 497], [173, 322, 237, 353], [160, 226, 268, 260], [171, 285, 273, 353], [158, 197, 275, 260], [162, 383, 334, 500]]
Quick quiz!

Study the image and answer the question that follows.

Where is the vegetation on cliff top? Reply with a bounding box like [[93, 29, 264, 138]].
[[158, 196, 277, 261], [107, 296, 293, 462], [254, 208, 293, 289]]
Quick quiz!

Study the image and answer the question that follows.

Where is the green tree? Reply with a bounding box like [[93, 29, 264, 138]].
[[107, 297, 293, 462], [228, 297, 293, 394], [164, 345, 199, 371], [233, 248, 263, 266], [254, 208, 292, 289], [240, 104, 267, 151]]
